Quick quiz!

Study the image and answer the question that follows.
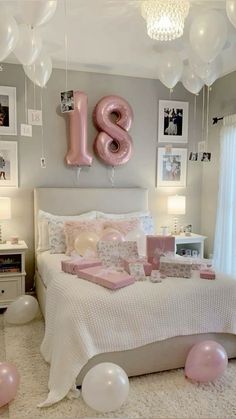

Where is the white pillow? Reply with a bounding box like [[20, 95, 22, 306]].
[[37, 210, 97, 253], [96, 211, 155, 235]]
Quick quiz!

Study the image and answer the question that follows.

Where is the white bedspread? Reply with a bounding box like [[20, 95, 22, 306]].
[[39, 263, 236, 407]]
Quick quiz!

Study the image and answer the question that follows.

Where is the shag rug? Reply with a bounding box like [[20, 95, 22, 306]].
[[1, 312, 236, 419]]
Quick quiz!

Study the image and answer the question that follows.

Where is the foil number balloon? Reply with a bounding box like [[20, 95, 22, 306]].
[[93, 95, 134, 166]]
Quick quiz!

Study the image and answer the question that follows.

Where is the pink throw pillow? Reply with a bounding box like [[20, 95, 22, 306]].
[[64, 220, 104, 255], [102, 218, 140, 235]]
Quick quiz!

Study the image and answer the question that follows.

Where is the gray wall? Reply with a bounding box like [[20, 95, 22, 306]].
[[201, 71, 236, 256], [0, 63, 203, 290]]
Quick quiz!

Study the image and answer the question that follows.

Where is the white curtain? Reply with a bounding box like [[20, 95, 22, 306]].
[[214, 114, 236, 275]]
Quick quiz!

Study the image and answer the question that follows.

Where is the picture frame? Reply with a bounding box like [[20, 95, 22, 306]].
[[0, 86, 17, 136], [158, 100, 189, 143], [0, 141, 18, 187], [157, 147, 187, 187]]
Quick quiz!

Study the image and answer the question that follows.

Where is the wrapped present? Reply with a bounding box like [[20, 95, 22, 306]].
[[200, 269, 216, 280], [77, 266, 135, 289], [97, 241, 139, 268], [123, 257, 152, 276], [61, 257, 102, 275], [127, 263, 146, 281], [146, 235, 175, 270], [159, 256, 192, 278]]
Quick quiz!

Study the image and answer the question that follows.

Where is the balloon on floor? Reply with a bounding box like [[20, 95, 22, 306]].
[[0, 362, 20, 407], [185, 340, 228, 383], [82, 362, 129, 412], [5, 295, 39, 325]]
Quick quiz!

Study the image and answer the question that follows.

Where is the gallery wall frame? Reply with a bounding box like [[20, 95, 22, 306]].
[[0, 86, 17, 136], [0, 141, 18, 187], [157, 147, 187, 187], [158, 100, 189, 144]]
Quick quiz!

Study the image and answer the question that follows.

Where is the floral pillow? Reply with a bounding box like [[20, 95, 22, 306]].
[[64, 220, 104, 256], [102, 218, 140, 236]]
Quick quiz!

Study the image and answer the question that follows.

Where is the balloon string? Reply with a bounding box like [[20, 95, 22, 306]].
[[155, 144, 158, 188], [194, 94, 197, 152], [202, 86, 205, 143], [169, 88, 173, 99], [40, 90, 45, 161], [109, 166, 115, 187], [64, 0, 68, 92], [24, 75, 28, 123], [33, 81, 36, 109], [76, 167, 81, 183], [206, 86, 210, 149]]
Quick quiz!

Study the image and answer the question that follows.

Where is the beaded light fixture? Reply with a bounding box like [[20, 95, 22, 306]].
[[141, 0, 190, 42]]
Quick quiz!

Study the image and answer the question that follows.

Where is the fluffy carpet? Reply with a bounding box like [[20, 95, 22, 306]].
[[1, 313, 236, 419]]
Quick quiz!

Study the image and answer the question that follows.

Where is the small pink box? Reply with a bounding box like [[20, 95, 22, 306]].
[[77, 266, 135, 289], [200, 269, 216, 280], [123, 258, 152, 276], [146, 236, 175, 270], [61, 258, 102, 275]]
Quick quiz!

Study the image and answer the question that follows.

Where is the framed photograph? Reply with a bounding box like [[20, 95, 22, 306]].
[[0, 141, 18, 187], [157, 147, 187, 187], [158, 100, 189, 143], [0, 86, 17, 135]]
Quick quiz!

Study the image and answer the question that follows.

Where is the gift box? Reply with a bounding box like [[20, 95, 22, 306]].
[[123, 257, 152, 276], [200, 269, 216, 280], [61, 257, 102, 275], [97, 241, 139, 268], [159, 256, 192, 278], [146, 235, 175, 270], [77, 266, 135, 289]]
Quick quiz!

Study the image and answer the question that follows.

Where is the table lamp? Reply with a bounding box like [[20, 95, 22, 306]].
[[167, 195, 186, 235], [0, 197, 11, 243]]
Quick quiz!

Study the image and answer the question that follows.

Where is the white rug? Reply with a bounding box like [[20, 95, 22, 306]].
[[1, 313, 236, 419]]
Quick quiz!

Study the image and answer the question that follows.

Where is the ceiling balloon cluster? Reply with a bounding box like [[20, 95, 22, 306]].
[[141, 0, 236, 94], [0, 0, 57, 88]]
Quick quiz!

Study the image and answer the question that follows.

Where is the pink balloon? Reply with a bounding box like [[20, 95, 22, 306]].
[[100, 229, 125, 242], [65, 91, 93, 167], [93, 95, 134, 166], [0, 362, 20, 407], [185, 340, 228, 383]]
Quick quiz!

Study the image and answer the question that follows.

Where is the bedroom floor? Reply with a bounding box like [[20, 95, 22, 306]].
[[1, 312, 236, 419]]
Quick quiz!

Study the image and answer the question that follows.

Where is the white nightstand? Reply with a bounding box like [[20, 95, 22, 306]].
[[0, 241, 28, 308], [174, 234, 207, 258]]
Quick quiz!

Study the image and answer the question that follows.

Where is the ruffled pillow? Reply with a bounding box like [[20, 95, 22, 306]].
[[102, 218, 140, 236]]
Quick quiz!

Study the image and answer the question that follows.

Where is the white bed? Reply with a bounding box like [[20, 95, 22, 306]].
[[34, 187, 236, 407]]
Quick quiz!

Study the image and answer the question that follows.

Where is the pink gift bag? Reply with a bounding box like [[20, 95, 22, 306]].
[[146, 235, 175, 270]]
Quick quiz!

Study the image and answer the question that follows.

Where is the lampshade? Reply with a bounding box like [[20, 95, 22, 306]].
[[0, 197, 11, 220], [167, 195, 186, 215]]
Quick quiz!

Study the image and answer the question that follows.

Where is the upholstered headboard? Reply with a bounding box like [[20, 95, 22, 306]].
[[34, 187, 148, 250]]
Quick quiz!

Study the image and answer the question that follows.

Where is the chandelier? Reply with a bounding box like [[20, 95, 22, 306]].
[[141, 0, 190, 42]]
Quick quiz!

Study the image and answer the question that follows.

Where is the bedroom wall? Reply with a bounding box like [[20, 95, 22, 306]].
[[0, 63, 203, 290], [201, 70, 236, 256]]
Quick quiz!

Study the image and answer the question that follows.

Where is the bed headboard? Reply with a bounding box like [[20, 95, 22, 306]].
[[34, 187, 148, 250]]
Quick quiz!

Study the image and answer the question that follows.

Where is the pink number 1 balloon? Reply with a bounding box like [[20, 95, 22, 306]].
[[65, 91, 93, 167], [93, 95, 134, 166]]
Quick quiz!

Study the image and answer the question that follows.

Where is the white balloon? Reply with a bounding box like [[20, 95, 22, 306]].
[[226, 1, 236, 28], [82, 363, 129, 413], [24, 51, 52, 87], [189, 11, 227, 63], [125, 228, 146, 256], [158, 50, 183, 89], [14, 24, 42, 66], [19, 0, 58, 28], [181, 65, 204, 94], [189, 54, 222, 87], [5, 295, 39, 325], [0, 8, 19, 61]]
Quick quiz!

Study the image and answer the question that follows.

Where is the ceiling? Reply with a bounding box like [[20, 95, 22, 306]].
[[4, 0, 236, 80]]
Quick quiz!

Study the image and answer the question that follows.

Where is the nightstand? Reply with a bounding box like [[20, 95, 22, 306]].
[[0, 241, 28, 308], [174, 234, 207, 258]]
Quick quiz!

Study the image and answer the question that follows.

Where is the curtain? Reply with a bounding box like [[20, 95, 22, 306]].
[[214, 114, 236, 275]]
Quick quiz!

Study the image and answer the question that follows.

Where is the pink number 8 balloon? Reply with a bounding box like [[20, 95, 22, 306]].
[[93, 95, 134, 166]]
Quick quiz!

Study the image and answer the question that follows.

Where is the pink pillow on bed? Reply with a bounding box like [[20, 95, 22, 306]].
[[102, 218, 140, 235], [64, 220, 104, 255]]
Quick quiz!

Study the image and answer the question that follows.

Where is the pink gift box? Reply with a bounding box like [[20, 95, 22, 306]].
[[123, 258, 152, 276], [146, 235, 175, 270], [200, 269, 216, 280], [61, 258, 102, 275], [77, 266, 135, 289]]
